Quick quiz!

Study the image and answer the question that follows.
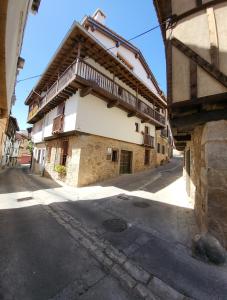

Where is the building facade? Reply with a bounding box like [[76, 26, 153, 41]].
[[1, 116, 19, 167], [26, 10, 170, 187], [154, 0, 227, 247], [16, 130, 32, 165], [0, 0, 41, 166]]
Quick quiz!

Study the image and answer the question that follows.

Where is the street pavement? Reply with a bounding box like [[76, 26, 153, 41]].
[[0, 158, 227, 300]]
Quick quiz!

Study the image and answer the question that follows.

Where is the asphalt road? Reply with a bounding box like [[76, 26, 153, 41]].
[[0, 163, 227, 300]]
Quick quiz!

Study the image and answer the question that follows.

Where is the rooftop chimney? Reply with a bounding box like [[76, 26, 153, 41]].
[[92, 9, 106, 25]]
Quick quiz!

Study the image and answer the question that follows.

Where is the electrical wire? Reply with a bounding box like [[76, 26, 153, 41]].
[[16, 18, 173, 84]]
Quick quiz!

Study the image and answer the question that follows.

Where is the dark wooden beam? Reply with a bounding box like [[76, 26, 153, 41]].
[[175, 0, 226, 22], [171, 109, 227, 130], [174, 135, 191, 141], [169, 92, 227, 109], [80, 87, 92, 97], [127, 112, 137, 118], [141, 118, 149, 124], [172, 38, 227, 88], [190, 59, 197, 100], [107, 100, 119, 108]]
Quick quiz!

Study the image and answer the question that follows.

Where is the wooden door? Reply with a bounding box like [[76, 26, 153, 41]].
[[120, 150, 132, 174]]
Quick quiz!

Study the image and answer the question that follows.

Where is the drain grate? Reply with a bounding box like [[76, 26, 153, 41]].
[[133, 201, 150, 208], [117, 194, 130, 201], [102, 218, 128, 233], [17, 196, 33, 202]]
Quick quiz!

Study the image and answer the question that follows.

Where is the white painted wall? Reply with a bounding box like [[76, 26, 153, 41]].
[[76, 93, 155, 145], [33, 94, 79, 142], [31, 119, 43, 143], [5, 0, 30, 112], [88, 28, 160, 96]]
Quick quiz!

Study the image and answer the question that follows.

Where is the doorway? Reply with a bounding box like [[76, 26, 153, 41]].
[[120, 150, 132, 174]]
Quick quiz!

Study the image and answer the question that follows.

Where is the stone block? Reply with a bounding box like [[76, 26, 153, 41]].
[[123, 260, 150, 284], [148, 277, 185, 300], [112, 264, 137, 289], [201, 120, 227, 145]]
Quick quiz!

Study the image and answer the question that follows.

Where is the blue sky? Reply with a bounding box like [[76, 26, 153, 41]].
[[13, 0, 166, 130]]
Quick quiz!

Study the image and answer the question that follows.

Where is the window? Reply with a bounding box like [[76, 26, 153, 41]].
[[162, 145, 165, 155], [144, 149, 150, 165], [157, 143, 160, 153], [61, 140, 68, 166], [135, 123, 139, 132], [57, 102, 65, 116], [112, 150, 118, 162]]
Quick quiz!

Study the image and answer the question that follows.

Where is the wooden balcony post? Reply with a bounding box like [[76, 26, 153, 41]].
[[75, 42, 81, 75]]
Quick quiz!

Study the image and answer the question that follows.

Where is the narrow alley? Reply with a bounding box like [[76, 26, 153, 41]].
[[0, 157, 227, 300]]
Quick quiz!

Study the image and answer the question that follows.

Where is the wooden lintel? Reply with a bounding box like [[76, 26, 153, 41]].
[[190, 59, 197, 100], [172, 38, 227, 88], [80, 87, 92, 97], [107, 100, 119, 108]]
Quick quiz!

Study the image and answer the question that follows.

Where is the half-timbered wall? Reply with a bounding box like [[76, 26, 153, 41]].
[[170, 1, 227, 103]]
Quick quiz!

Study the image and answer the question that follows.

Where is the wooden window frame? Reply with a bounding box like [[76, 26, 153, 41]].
[[112, 149, 119, 162]]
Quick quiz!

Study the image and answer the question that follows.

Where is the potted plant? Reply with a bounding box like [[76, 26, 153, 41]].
[[54, 164, 66, 179]]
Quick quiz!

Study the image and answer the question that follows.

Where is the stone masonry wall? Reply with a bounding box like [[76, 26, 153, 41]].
[[186, 120, 227, 248], [43, 133, 156, 187], [77, 133, 156, 186]]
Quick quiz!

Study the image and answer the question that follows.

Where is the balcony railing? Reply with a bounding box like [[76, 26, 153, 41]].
[[52, 114, 64, 134], [28, 59, 165, 127], [143, 134, 154, 148]]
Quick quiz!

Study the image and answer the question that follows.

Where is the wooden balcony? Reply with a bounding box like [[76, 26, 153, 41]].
[[52, 114, 64, 134], [143, 134, 154, 148], [27, 60, 165, 128]]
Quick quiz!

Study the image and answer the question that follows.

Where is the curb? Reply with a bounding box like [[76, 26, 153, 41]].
[[44, 204, 189, 300]]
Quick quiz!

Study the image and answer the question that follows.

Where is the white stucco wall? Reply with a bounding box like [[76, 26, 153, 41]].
[[76, 92, 155, 145], [5, 0, 30, 112], [32, 119, 43, 143], [32, 94, 79, 142]]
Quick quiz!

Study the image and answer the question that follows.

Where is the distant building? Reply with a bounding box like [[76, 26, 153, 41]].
[[26, 10, 172, 186], [16, 130, 32, 165], [1, 116, 19, 167], [0, 0, 41, 167]]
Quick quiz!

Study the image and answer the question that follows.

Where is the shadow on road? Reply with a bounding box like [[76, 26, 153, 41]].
[[0, 166, 60, 194]]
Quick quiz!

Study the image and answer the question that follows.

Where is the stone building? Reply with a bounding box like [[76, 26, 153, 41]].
[[26, 10, 171, 187], [16, 130, 32, 165], [0, 0, 41, 164], [154, 0, 227, 247]]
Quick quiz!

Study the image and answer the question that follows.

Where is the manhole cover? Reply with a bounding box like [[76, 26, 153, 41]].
[[102, 218, 128, 233], [133, 201, 150, 208], [17, 196, 33, 202]]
